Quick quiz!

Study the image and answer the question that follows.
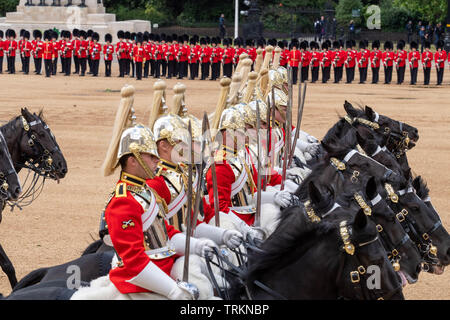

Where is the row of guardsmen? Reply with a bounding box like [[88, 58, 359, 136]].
[[0, 29, 448, 85]]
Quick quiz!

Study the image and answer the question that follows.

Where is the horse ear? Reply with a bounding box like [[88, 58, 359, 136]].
[[354, 208, 368, 230], [308, 181, 323, 206], [365, 176, 378, 200], [411, 175, 421, 190], [344, 101, 359, 118], [21, 107, 33, 121], [365, 106, 376, 121]]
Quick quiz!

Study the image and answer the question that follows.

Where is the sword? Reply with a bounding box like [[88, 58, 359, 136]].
[[255, 100, 262, 227], [182, 120, 194, 283], [280, 66, 293, 191], [204, 113, 220, 227], [288, 81, 307, 168], [263, 94, 271, 191], [191, 114, 208, 236]]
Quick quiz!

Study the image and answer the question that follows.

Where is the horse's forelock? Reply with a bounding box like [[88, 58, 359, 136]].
[[413, 176, 429, 200]]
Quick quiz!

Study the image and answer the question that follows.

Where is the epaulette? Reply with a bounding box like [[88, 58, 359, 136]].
[[155, 166, 164, 177], [115, 182, 127, 198]]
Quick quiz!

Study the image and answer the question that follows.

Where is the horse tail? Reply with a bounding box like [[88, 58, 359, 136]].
[[12, 267, 47, 292], [81, 239, 104, 256]]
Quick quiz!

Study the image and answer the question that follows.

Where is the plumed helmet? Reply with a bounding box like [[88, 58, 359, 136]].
[[153, 113, 190, 146], [117, 124, 159, 161], [218, 106, 245, 131], [268, 87, 288, 112], [247, 100, 269, 126], [102, 85, 159, 177]]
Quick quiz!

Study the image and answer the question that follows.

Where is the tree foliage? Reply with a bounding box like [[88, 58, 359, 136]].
[[393, 0, 447, 23]]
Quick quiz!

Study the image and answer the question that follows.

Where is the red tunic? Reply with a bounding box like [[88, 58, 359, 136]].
[[435, 50, 447, 69], [421, 51, 433, 68], [107, 177, 180, 294], [289, 50, 301, 67]]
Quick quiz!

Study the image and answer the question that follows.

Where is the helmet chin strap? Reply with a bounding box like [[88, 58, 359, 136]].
[[129, 143, 155, 180]]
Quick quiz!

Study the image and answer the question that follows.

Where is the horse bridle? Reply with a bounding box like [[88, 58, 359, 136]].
[[384, 184, 441, 270], [0, 132, 18, 201], [20, 116, 59, 178], [345, 112, 412, 158], [336, 220, 403, 300], [330, 149, 395, 185]]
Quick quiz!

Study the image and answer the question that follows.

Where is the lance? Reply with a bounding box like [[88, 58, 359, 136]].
[[204, 113, 220, 227], [182, 120, 194, 282], [190, 114, 208, 236], [287, 81, 307, 168], [255, 100, 262, 227], [280, 66, 293, 191]]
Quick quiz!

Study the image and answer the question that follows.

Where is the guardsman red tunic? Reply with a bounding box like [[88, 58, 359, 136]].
[[382, 51, 395, 67], [42, 41, 53, 60], [408, 50, 420, 68], [310, 51, 321, 68], [435, 50, 447, 69], [103, 43, 114, 61], [421, 50, 433, 68], [0, 38, 4, 58], [116, 40, 128, 60], [289, 49, 301, 67], [395, 49, 407, 68], [357, 49, 369, 68], [22, 40, 33, 58], [247, 47, 257, 62], [301, 50, 311, 68], [345, 49, 356, 68], [72, 37, 80, 59], [133, 46, 145, 63], [6, 39, 17, 57], [33, 40, 44, 59], [90, 42, 102, 60], [322, 50, 332, 67], [223, 47, 235, 64], [106, 173, 180, 294], [62, 41, 73, 59], [280, 48, 290, 67], [370, 49, 382, 68], [200, 45, 211, 63]]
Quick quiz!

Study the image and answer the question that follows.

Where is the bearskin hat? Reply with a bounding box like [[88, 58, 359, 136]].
[[117, 30, 125, 39], [43, 30, 52, 41], [397, 40, 405, 50], [105, 33, 113, 43], [372, 40, 380, 49], [437, 40, 444, 49], [424, 40, 431, 49], [321, 41, 329, 50], [384, 41, 392, 50], [410, 41, 418, 49], [87, 29, 93, 38], [277, 40, 285, 49], [33, 29, 41, 39], [359, 40, 366, 49], [160, 33, 166, 42], [92, 32, 99, 42], [0, 30, 3, 38], [332, 40, 340, 49], [124, 31, 131, 40]]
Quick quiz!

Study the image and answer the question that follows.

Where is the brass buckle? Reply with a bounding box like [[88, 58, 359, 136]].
[[358, 266, 366, 275], [396, 212, 405, 222], [401, 208, 408, 216], [350, 271, 360, 283], [423, 233, 430, 241], [392, 249, 399, 256], [376, 224, 383, 233]]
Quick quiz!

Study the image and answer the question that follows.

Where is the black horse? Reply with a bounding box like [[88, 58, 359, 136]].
[[244, 204, 404, 299], [0, 108, 68, 289], [0, 130, 23, 290], [304, 176, 422, 285]]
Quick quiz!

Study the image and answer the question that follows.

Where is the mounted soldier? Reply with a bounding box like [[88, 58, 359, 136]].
[[72, 85, 218, 300]]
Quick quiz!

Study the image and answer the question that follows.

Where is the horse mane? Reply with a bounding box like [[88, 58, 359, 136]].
[[245, 205, 339, 283], [412, 175, 429, 200]]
